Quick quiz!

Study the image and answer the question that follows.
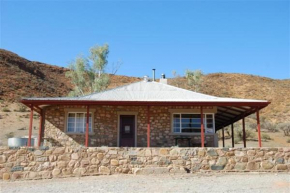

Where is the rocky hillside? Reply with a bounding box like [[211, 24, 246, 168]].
[[0, 49, 72, 101], [0, 49, 141, 101], [0, 49, 289, 123], [169, 74, 290, 123]]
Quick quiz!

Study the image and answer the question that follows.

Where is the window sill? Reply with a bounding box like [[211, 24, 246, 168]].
[[170, 133, 216, 136], [66, 132, 95, 135]]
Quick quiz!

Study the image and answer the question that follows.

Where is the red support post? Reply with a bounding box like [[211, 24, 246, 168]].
[[147, 106, 151, 147], [231, 124, 234, 147], [85, 105, 90, 147], [256, 109, 262, 147], [37, 109, 43, 147], [28, 105, 34, 147], [242, 118, 246, 148], [200, 106, 204, 147], [222, 128, 225, 147], [147, 106, 150, 147]]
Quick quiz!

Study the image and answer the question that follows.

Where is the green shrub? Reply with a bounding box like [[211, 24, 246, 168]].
[[234, 138, 241, 144], [234, 127, 255, 141], [277, 122, 290, 136], [261, 121, 278, 133], [5, 132, 14, 139], [2, 107, 11, 112], [287, 139, 290, 143], [261, 133, 271, 141], [14, 104, 27, 112]]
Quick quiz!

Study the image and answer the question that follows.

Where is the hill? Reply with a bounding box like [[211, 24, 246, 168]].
[[169, 74, 290, 123], [0, 49, 141, 101], [0, 48, 289, 123], [0, 49, 290, 147]]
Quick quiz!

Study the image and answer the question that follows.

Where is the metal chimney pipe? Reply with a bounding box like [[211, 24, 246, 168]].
[[152, 69, 156, 81]]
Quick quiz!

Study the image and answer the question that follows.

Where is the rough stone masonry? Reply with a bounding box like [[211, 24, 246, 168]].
[[0, 147, 289, 181]]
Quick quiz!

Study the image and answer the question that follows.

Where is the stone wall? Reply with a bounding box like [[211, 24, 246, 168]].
[[43, 105, 217, 147], [1, 147, 289, 180]]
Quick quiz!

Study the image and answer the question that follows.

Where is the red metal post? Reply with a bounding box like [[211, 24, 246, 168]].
[[37, 109, 43, 147], [85, 105, 90, 147], [200, 106, 204, 147], [222, 128, 225, 147], [147, 106, 151, 147], [242, 118, 246, 148], [28, 105, 34, 147], [231, 124, 234, 147], [256, 109, 262, 147]]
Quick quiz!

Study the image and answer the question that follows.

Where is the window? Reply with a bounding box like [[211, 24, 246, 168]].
[[173, 113, 215, 133], [67, 112, 92, 133]]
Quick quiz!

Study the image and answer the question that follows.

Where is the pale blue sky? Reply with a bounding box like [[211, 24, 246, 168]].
[[1, 0, 289, 79]]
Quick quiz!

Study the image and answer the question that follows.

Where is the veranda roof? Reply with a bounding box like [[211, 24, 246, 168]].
[[21, 80, 270, 130]]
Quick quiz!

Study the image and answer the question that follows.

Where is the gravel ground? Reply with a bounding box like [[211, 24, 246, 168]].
[[1, 173, 289, 193]]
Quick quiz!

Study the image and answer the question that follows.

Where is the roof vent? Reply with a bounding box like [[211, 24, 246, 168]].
[[143, 76, 149, 82], [160, 73, 167, 84], [152, 69, 156, 81]]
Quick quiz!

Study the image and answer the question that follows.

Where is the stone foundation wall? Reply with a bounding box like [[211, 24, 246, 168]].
[[1, 147, 289, 180], [43, 105, 217, 147]]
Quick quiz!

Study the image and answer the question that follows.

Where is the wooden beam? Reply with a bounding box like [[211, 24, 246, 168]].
[[216, 107, 256, 130], [234, 106, 251, 111], [231, 124, 234, 147], [242, 118, 246, 147], [28, 105, 34, 147], [219, 106, 244, 113], [201, 106, 205, 147], [147, 106, 151, 147], [85, 105, 90, 147], [215, 115, 232, 121], [222, 128, 225, 147], [256, 109, 262, 147], [37, 109, 43, 147], [217, 109, 238, 117]]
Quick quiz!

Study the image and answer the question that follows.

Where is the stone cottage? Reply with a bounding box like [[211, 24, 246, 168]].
[[21, 76, 270, 148]]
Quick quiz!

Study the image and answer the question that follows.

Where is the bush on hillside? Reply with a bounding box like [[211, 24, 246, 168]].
[[2, 107, 11, 112], [278, 122, 290, 136], [261, 133, 271, 141], [5, 132, 14, 139], [14, 104, 27, 112], [234, 127, 255, 142], [261, 121, 278, 133]]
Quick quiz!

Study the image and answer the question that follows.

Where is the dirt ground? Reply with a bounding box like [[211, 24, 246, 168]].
[[0, 103, 40, 146], [218, 131, 290, 148], [1, 173, 289, 193]]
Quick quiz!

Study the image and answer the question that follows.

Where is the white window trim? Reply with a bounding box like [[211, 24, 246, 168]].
[[64, 110, 95, 135], [172, 113, 215, 134]]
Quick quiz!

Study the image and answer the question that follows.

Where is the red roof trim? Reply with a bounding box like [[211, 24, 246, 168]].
[[20, 99, 271, 107]]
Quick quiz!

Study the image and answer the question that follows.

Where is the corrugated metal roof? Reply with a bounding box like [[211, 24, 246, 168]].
[[23, 81, 268, 103]]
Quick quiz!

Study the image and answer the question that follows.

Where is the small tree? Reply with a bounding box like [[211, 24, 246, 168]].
[[185, 69, 203, 91], [66, 44, 110, 97]]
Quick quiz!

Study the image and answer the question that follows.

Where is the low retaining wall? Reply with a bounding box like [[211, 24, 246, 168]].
[[0, 147, 289, 180]]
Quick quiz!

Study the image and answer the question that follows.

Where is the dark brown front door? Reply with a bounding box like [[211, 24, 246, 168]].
[[119, 115, 135, 147]]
